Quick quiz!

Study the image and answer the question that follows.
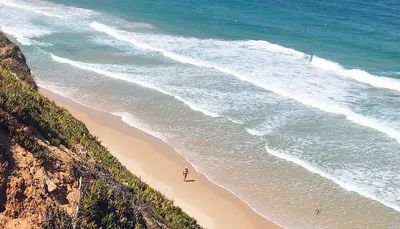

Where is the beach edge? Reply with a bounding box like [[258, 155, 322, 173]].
[[40, 87, 283, 229]]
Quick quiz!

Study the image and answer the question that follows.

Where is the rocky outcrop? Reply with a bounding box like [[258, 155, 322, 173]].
[[0, 31, 37, 90]]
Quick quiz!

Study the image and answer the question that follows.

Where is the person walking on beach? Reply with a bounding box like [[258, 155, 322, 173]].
[[182, 166, 189, 182]]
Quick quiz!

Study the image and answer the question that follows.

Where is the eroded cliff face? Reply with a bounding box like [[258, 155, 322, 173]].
[[0, 112, 148, 229], [0, 126, 78, 228], [0, 31, 37, 90]]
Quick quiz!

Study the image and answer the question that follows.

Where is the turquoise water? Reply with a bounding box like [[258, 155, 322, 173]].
[[51, 0, 400, 74], [1, 0, 400, 228]]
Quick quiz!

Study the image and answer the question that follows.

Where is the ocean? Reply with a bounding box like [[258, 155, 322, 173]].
[[1, 0, 400, 228]]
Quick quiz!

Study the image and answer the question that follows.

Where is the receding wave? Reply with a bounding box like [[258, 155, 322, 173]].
[[265, 144, 400, 212], [1, 25, 53, 46], [1, 0, 65, 18], [122, 22, 155, 29], [245, 128, 268, 136], [311, 56, 400, 92], [89, 21, 400, 143], [0, 0, 99, 46], [50, 54, 221, 118], [0, 0, 97, 19]]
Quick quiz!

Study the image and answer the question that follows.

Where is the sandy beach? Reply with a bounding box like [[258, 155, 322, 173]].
[[40, 88, 282, 229]]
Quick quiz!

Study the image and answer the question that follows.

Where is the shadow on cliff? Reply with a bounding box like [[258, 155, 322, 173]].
[[0, 126, 11, 213]]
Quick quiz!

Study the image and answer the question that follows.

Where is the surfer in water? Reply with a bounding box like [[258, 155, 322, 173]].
[[309, 54, 314, 62]]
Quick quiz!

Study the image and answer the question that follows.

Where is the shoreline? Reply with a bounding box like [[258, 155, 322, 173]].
[[40, 88, 283, 229]]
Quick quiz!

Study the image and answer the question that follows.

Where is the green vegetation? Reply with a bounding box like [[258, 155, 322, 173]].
[[0, 67, 202, 229], [79, 180, 146, 229], [0, 109, 50, 160]]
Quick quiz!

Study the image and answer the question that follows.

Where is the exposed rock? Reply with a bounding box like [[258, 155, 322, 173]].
[[0, 31, 37, 90], [0, 133, 77, 228], [44, 176, 57, 193]]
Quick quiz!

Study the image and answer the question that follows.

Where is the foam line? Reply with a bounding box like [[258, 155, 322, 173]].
[[50, 53, 221, 118], [312, 56, 400, 92], [91, 21, 400, 93], [265, 144, 400, 212], [1, 0, 65, 18], [89, 22, 400, 143]]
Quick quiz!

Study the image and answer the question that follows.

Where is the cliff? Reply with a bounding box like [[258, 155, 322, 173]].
[[0, 32, 37, 90], [0, 31, 201, 229]]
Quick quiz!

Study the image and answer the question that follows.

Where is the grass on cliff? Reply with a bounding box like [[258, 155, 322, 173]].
[[0, 68, 202, 229]]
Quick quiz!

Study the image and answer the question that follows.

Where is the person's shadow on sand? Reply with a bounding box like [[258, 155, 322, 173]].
[[185, 179, 196, 182]]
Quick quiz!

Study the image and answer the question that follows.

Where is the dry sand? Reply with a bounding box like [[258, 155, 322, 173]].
[[41, 88, 282, 229]]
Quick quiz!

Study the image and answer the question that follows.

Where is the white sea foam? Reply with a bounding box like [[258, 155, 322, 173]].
[[89, 21, 400, 143], [114, 112, 167, 140], [37, 82, 79, 98], [0, 0, 100, 42], [0, 0, 91, 46], [39, 83, 170, 145], [0, 0, 97, 19], [245, 109, 300, 137], [312, 56, 400, 92], [91, 21, 400, 94], [90, 21, 305, 76], [0, 0, 65, 18], [0, 1, 54, 45], [122, 22, 155, 29], [87, 22, 400, 215], [247, 39, 306, 58], [90, 21, 225, 68], [245, 128, 267, 136], [226, 116, 245, 125], [1, 24, 53, 46], [50, 54, 222, 118], [265, 144, 400, 212]]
